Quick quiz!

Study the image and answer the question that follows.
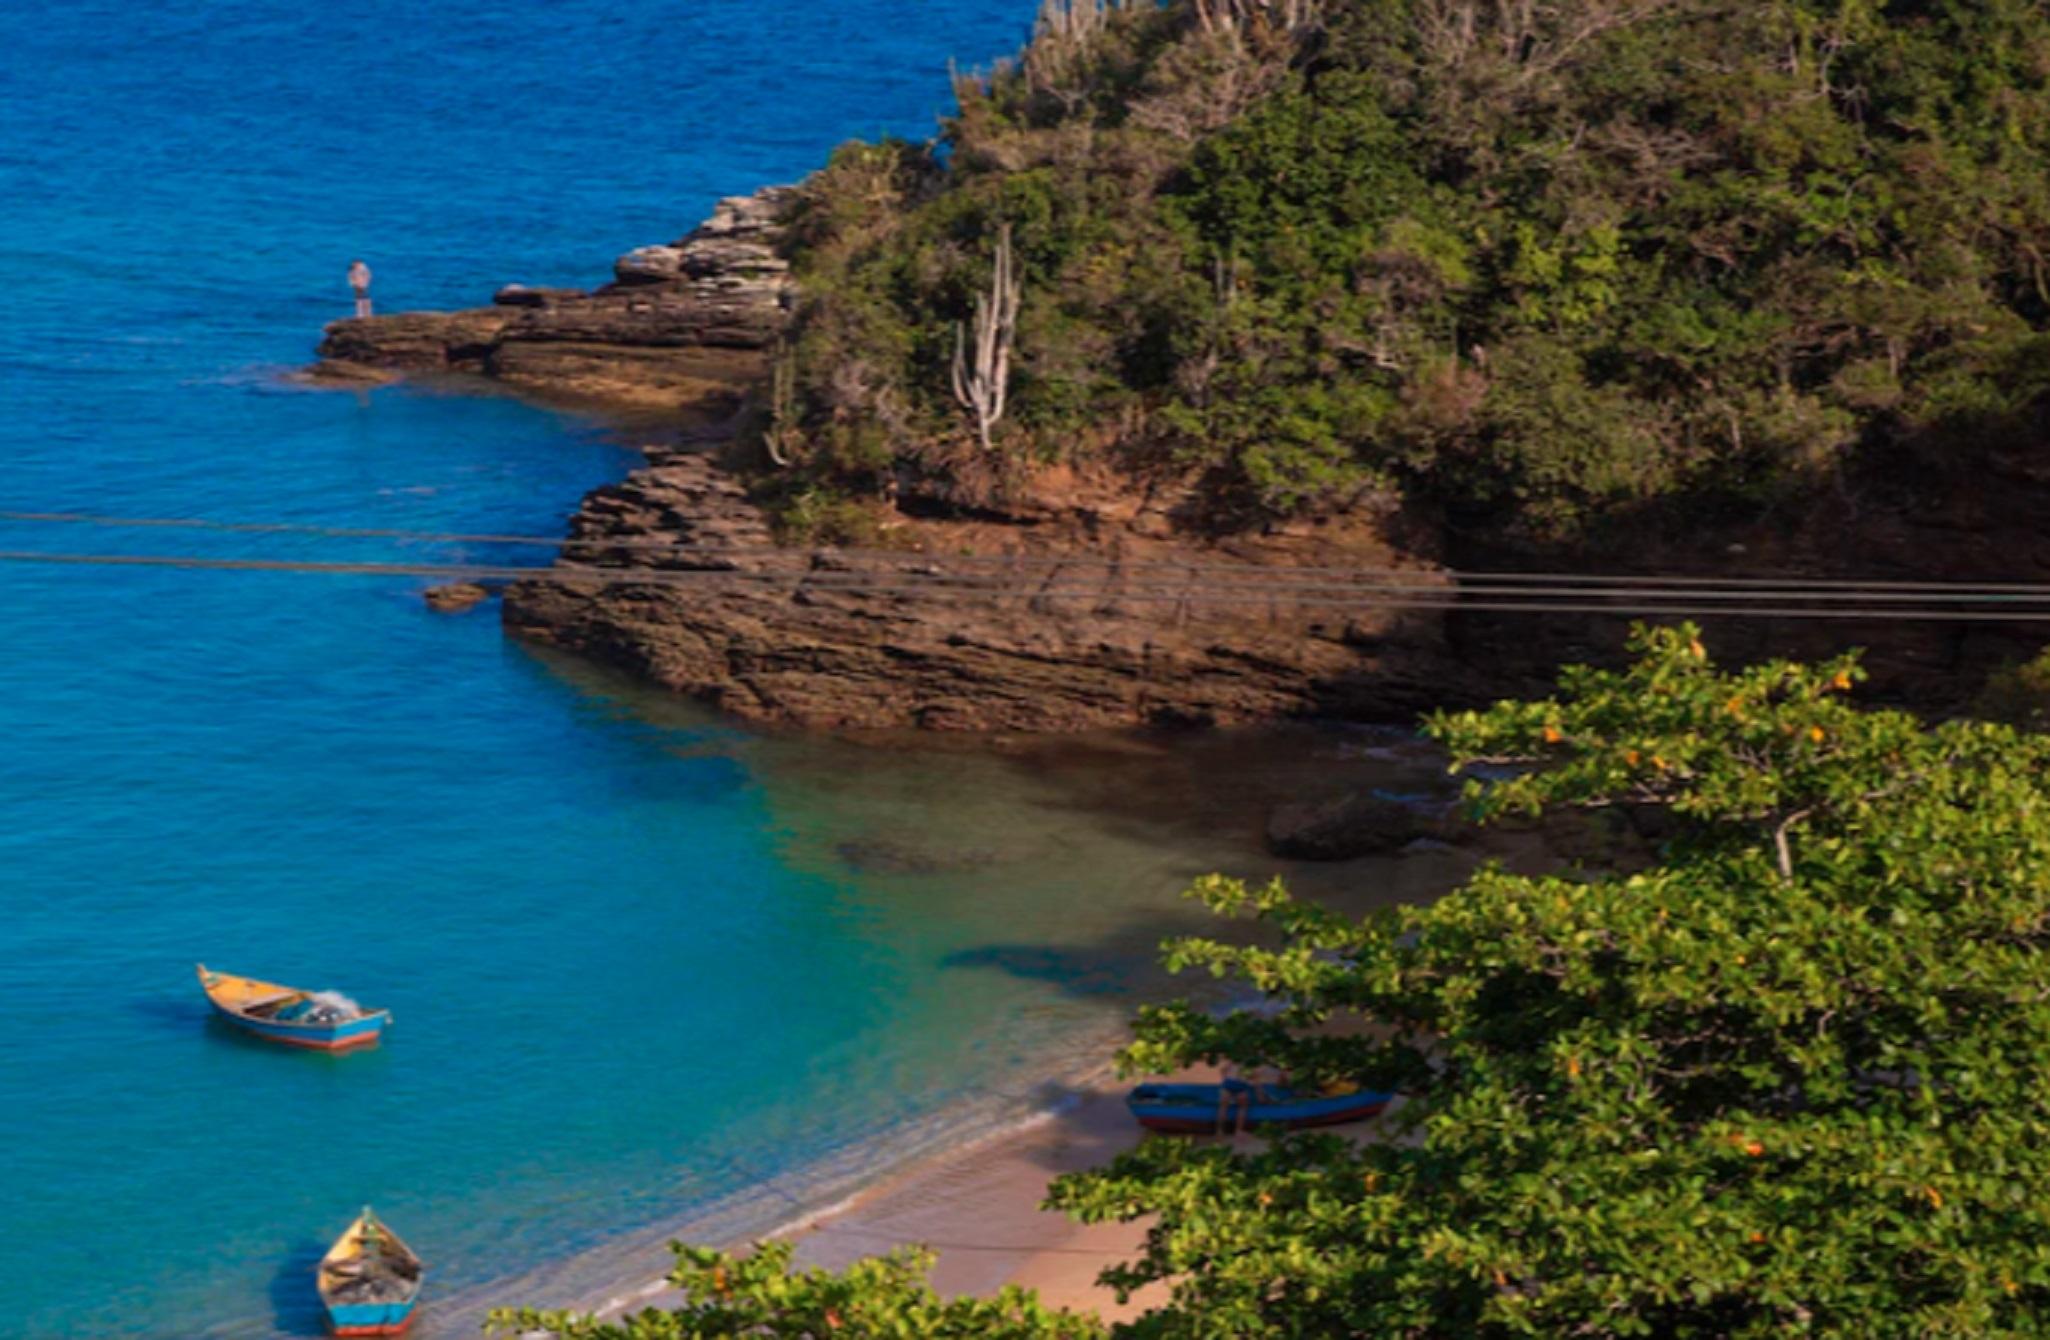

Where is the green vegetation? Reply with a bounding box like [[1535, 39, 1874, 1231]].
[[759, 0, 2050, 538], [488, 1240, 1105, 1338], [497, 623, 2050, 1335], [492, 5, 2050, 1330], [1974, 646, 2050, 732], [1049, 625, 2050, 1335]]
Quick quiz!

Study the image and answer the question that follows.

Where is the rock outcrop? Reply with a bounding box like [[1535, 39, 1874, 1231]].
[[311, 189, 793, 413], [423, 581, 492, 613], [500, 453, 1468, 732], [1265, 791, 1445, 861], [316, 189, 2050, 735]]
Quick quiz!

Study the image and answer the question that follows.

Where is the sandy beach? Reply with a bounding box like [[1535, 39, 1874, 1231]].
[[581, 1069, 1167, 1327], [571, 1058, 1408, 1331], [785, 1072, 1166, 1322]]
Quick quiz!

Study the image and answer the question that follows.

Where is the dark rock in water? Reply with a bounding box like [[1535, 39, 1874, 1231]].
[[424, 582, 492, 613], [834, 838, 998, 877], [941, 943, 1135, 996], [1266, 791, 1440, 861]]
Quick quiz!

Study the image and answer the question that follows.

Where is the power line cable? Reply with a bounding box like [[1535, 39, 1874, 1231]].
[[5, 549, 2050, 621], [9, 508, 2050, 595]]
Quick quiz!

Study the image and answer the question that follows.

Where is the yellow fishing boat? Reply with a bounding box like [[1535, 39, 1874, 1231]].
[[317, 1207, 424, 1336], [195, 964, 389, 1051]]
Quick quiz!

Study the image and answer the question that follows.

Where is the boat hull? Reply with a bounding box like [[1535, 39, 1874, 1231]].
[[195, 966, 390, 1051], [324, 1299, 418, 1336], [319, 1209, 424, 1337], [1127, 1082, 1392, 1133], [206, 999, 388, 1051]]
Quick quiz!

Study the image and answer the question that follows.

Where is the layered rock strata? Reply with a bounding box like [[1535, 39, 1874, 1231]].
[[493, 442, 2050, 730], [501, 453, 1466, 731], [316, 191, 2050, 733], [311, 189, 793, 412], [313, 188, 1488, 731]]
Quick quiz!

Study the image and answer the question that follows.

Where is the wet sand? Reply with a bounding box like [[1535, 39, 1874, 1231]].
[[585, 1061, 1414, 1330], [785, 1071, 1162, 1322], [587, 1068, 1165, 1327]]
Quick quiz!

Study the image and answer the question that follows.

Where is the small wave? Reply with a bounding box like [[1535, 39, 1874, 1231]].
[[177, 363, 330, 393], [424, 1026, 1132, 1333]]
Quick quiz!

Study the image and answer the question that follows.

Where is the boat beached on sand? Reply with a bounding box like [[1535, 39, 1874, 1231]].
[[318, 1207, 425, 1336], [195, 964, 390, 1051], [1127, 1078, 1393, 1133]]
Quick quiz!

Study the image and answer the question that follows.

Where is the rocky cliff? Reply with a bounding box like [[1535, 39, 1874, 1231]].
[[315, 193, 2050, 734], [489, 443, 2050, 732], [319, 188, 1485, 731], [499, 452, 1466, 731], [312, 189, 793, 414]]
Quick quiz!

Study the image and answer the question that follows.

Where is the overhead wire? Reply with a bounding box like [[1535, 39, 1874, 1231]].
[[10, 507, 2050, 594], [3, 548, 2050, 621]]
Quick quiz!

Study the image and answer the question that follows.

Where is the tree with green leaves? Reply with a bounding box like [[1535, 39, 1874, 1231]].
[[500, 625, 2050, 1335], [487, 1240, 1106, 1339], [761, 0, 2050, 538], [1050, 623, 2050, 1335]]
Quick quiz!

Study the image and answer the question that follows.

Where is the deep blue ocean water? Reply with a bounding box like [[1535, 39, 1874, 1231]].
[[0, 6, 1458, 1336], [0, 2, 1088, 1334]]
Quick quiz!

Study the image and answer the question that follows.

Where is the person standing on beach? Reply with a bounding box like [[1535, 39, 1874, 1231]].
[[348, 259, 373, 318]]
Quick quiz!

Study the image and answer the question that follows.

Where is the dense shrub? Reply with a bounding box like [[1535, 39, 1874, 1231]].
[[758, 0, 2050, 538]]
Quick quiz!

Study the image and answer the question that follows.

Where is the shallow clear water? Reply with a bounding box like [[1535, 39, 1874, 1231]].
[[0, 5, 1470, 1336]]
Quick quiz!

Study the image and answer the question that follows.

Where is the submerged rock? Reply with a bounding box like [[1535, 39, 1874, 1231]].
[[1265, 791, 1442, 861], [423, 582, 492, 613], [834, 838, 1000, 877]]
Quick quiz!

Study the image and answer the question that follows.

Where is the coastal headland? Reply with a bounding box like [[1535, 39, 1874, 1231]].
[[313, 188, 1471, 731], [312, 183, 2050, 733]]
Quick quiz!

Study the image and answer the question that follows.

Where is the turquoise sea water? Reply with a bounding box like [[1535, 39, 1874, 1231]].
[[0, 5, 1467, 1336]]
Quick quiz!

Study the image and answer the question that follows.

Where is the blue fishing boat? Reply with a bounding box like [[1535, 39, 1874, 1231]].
[[1127, 1078, 1393, 1133], [318, 1207, 424, 1337], [195, 964, 390, 1051]]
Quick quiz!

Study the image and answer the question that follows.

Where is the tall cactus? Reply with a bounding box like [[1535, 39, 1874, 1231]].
[[950, 223, 1021, 452], [762, 342, 800, 468]]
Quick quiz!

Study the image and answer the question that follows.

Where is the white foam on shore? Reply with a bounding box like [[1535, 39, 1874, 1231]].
[[425, 1026, 1130, 1334], [750, 1095, 1080, 1241]]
